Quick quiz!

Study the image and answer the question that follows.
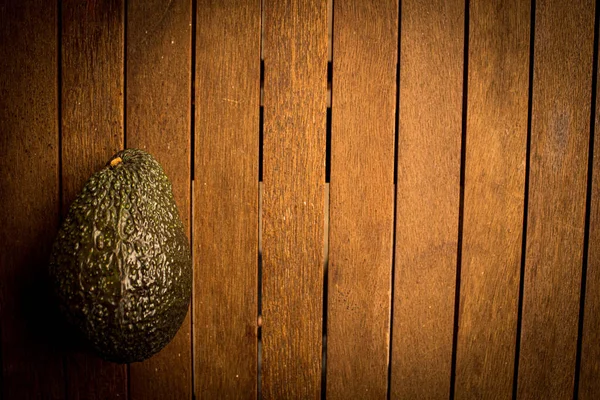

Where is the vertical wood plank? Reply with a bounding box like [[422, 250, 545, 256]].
[[194, 1, 260, 398], [262, 0, 327, 397], [580, 18, 600, 397], [126, 1, 192, 399], [391, 0, 464, 398], [0, 1, 64, 398], [580, 16, 600, 397], [326, 0, 397, 398], [517, 0, 595, 398], [454, 1, 530, 398], [61, 0, 127, 398]]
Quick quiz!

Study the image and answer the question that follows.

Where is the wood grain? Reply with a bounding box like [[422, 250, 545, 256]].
[[454, 1, 529, 398], [326, 0, 397, 398], [126, 0, 192, 399], [580, 20, 600, 398], [516, 0, 595, 398], [391, 0, 464, 398], [194, 1, 260, 398], [261, 0, 327, 397], [61, 0, 127, 398], [0, 1, 64, 398]]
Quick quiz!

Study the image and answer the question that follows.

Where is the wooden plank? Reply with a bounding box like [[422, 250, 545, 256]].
[[580, 20, 600, 398], [61, 0, 127, 398], [391, 0, 464, 398], [194, 1, 260, 398], [516, 0, 595, 398], [454, 1, 530, 398], [326, 0, 397, 398], [0, 1, 64, 398], [261, 0, 327, 397], [126, 0, 192, 399]]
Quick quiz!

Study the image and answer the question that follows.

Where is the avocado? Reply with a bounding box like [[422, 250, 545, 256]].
[[49, 149, 191, 363]]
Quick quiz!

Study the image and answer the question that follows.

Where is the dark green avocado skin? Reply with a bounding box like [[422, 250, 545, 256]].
[[49, 149, 191, 363]]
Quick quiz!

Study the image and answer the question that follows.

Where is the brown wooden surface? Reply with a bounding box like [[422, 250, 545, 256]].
[[580, 20, 600, 398], [516, 1, 595, 398], [261, 0, 327, 397], [0, 1, 64, 399], [61, 0, 127, 398], [326, 0, 397, 398], [454, 1, 530, 398], [126, 0, 192, 399], [391, 0, 464, 398], [4, 1, 600, 398], [194, 1, 260, 398]]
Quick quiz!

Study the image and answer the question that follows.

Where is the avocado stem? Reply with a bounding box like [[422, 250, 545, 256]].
[[110, 157, 123, 167]]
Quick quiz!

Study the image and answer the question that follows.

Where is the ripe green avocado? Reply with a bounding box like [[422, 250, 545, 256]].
[[49, 149, 191, 363]]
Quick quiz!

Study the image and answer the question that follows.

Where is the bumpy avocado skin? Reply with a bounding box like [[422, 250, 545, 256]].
[[49, 149, 191, 363]]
